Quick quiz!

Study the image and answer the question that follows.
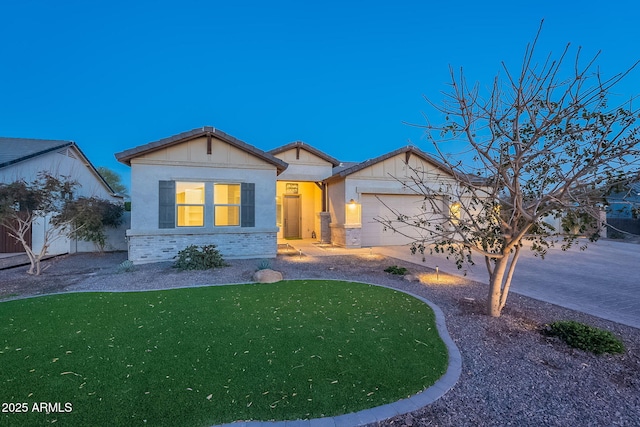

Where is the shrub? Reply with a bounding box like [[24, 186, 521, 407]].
[[117, 260, 135, 273], [58, 197, 125, 252], [173, 245, 229, 271], [545, 320, 625, 355], [384, 265, 408, 275], [256, 259, 272, 271]]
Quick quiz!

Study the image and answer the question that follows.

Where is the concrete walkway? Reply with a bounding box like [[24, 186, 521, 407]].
[[0, 252, 59, 270]]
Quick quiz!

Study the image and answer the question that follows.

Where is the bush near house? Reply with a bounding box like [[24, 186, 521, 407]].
[[173, 244, 229, 271], [58, 197, 124, 252], [544, 320, 625, 355], [384, 265, 408, 275]]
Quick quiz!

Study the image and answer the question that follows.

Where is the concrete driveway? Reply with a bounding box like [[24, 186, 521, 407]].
[[376, 239, 640, 329]]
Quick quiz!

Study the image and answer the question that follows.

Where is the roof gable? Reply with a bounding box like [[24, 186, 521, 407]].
[[325, 146, 455, 182], [115, 127, 288, 174], [0, 137, 74, 169], [269, 141, 340, 167], [0, 137, 118, 196]]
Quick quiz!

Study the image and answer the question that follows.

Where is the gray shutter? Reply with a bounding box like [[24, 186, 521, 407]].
[[159, 181, 176, 229], [241, 182, 255, 227]]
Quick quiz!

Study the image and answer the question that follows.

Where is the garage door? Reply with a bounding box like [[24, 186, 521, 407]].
[[361, 194, 434, 246]]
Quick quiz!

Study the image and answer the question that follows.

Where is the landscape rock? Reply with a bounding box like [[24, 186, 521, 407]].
[[252, 269, 283, 283], [403, 274, 419, 282]]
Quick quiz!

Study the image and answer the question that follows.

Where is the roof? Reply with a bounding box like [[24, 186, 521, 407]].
[[0, 137, 119, 196], [332, 161, 359, 174], [269, 141, 341, 167], [115, 126, 288, 174], [0, 137, 75, 169], [324, 145, 458, 183]]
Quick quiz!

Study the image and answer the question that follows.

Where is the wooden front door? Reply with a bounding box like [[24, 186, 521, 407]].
[[283, 195, 301, 239]]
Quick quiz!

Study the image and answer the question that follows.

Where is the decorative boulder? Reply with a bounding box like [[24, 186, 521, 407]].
[[253, 269, 283, 283], [403, 274, 419, 282]]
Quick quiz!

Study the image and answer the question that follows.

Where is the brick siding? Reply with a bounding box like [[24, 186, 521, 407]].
[[126, 230, 277, 264]]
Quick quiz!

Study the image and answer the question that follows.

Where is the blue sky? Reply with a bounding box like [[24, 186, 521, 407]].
[[1, 0, 639, 188]]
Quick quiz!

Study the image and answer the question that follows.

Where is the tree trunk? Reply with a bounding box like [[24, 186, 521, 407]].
[[499, 244, 522, 312], [487, 255, 510, 317], [24, 245, 38, 275], [486, 245, 524, 317]]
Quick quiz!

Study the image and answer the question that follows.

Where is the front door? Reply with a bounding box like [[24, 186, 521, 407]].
[[283, 195, 301, 239]]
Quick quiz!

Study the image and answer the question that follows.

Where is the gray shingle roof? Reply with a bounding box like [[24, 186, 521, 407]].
[[0, 137, 74, 169], [115, 126, 288, 174], [325, 145, 456, 182], [0, 136, 119, 196]]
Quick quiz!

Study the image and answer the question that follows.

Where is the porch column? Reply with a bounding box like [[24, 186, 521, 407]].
[[319, 212, 331, 243]]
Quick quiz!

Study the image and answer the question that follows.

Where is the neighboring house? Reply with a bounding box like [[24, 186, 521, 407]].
[[606, 182, 640, 219], [604, 182, 640, 236], [116, 126, 467, 264], [0, 137, 126, 254]]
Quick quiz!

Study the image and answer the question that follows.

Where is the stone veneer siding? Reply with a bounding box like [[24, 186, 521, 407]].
[[126, 228, 277, 264], [319, 212, 331, 244], [329, 223, 362, 248]]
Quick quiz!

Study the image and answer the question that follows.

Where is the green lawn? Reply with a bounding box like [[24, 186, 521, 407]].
[[1, 280, 448, 426]]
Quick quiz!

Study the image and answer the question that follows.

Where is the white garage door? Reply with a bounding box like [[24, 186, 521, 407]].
[[361, 194, 434, 246]]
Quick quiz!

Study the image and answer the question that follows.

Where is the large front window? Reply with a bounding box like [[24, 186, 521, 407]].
[[214, 184, 241, 226], [176, 182, 205, 226]]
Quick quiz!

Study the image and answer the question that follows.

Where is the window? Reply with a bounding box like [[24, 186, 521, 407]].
[[158, 181, 254, 229], [214, 184, 241, 226], [176, 182, 204, 226], [450, 202, 461, 225]]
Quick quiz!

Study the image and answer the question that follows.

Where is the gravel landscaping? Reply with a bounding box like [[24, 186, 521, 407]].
[[1, 250, 639, 426]]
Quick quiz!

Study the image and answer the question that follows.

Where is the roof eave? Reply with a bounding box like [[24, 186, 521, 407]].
[[324, 146, 457, 183], [115, 127, 288, 173], [69, 143, 121, 198], [269, 141, 341, 167], [0, 141, 74, 169]]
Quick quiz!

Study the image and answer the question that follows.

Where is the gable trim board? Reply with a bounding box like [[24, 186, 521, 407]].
[[116, 127, 288, 173], [269, 141, 341, 167]]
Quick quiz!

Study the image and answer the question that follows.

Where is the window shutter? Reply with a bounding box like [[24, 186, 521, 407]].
[[158, 181, 176, 229], [241, 182, 255, 227]]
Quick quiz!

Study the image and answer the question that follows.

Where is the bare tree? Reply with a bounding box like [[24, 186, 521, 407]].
[[378, 24, 640, 317]]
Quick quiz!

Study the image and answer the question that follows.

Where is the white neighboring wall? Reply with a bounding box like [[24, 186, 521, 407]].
[[0, 146, 127, 255]]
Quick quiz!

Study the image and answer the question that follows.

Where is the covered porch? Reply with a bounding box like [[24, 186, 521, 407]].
[[275, 180, 330, 243]]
